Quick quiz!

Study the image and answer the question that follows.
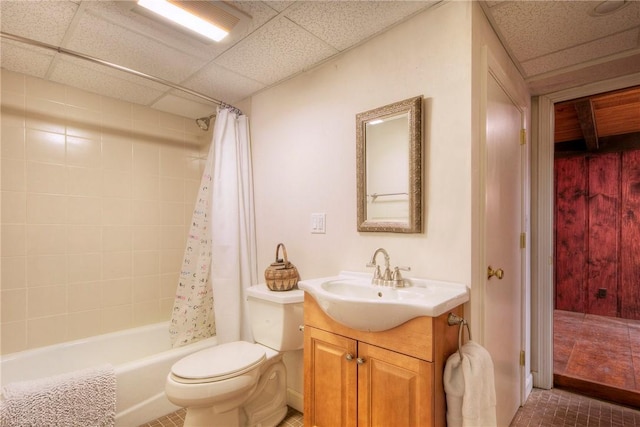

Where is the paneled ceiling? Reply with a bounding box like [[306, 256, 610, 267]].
[[1, 0, 640, 120], [554, 85, 640, 155]]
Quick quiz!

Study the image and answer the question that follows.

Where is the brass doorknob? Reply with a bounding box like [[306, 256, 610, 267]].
[[487, 266, 504, 280]]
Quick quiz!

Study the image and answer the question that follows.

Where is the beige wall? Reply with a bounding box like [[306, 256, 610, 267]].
[[0, 69, 209, 354], [250, 2, 474, 285]]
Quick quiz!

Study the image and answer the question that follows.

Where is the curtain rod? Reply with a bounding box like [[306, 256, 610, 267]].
[[0, 31, 241, 116]]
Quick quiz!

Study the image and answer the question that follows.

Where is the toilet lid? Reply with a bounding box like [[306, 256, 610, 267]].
[[171, 341, 266, 383]]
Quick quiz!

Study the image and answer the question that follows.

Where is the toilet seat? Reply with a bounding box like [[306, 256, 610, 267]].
[[171, 341, 266, 384]]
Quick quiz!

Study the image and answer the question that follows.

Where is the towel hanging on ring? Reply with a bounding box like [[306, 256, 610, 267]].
[[443, 340, 497, 427]]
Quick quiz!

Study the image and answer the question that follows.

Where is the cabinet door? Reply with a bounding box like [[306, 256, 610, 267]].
[[357, 342, 433, 427], [304, 326, 357, 427]]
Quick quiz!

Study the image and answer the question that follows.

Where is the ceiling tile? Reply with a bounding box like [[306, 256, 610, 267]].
[[521, 29, 640, 77], [225, 1, 283, 38], [527, 53, 640, 95], [491, 1, 640, 62], [182, 63, 265, 105], [284, 1, 432, 51], [151, 94, 214, 119], [214, 16, 338, 85], [258, 1, 295, 14], [0, 42, 54, 79], [0, 0, 79, 45], [65, 9, 207, 84], [83, 1, 214, 60], [86, 1, 261, 62], [49, 57, 166, 105]]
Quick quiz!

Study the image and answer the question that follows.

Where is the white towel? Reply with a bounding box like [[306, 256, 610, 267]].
[[0, 364, 116, 427], [443, 341, 497, 427]]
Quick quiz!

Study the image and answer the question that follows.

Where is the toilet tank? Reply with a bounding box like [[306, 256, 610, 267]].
[[246, 284, 304, 351]]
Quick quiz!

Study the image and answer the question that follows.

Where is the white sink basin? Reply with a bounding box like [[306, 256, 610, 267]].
[[298, 271, 469, 332]]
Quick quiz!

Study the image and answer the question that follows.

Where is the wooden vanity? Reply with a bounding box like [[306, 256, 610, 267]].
[[303, 294, 462, 427]]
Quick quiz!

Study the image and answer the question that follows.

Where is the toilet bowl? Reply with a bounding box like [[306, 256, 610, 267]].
[[165, 284, 304, 427]]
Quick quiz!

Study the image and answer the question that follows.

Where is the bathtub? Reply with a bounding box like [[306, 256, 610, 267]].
[[0, 322, 217, 426]]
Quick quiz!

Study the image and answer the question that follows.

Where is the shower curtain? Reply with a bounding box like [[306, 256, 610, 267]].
[[169, 107, 258, 347]]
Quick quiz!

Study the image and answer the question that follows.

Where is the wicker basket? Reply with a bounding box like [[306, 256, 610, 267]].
[[264, 243, 299, 291]]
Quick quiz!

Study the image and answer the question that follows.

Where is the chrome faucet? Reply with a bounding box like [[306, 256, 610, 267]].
[[366, 248, 410, 287]]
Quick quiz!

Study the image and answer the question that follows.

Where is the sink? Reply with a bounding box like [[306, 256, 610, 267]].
[[298, 271, 469, 332]]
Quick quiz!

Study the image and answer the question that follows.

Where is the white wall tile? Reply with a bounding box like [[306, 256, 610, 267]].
[[27, 255, 67, 287], [1, 70, 201, 353], [1, 256, 26, 290], [1, 125, 26, 159]]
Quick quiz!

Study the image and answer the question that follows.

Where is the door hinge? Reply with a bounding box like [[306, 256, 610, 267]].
[[520, 232, 526, 249], [519, 350, 525, 366], [520, 129, 526, 145]]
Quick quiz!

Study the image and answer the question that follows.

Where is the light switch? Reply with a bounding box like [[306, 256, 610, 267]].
[[310, 213, 326, 234]]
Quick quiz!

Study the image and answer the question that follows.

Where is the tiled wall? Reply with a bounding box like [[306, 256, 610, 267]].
[[0, 69, 209, 355]]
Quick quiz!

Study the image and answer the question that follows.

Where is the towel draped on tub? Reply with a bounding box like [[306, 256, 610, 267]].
[[0, 364, 116, 427], [443, 341, 497, 427]]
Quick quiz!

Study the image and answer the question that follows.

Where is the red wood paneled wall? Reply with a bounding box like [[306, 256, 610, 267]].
[[621, 150, 640, 319], [555, 149, 640, 320]]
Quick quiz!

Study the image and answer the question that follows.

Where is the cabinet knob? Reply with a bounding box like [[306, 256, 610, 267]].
[[356, 357, 365, 365], [345, 353, 354, 361]]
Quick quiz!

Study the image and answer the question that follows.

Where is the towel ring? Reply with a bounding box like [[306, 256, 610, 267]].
[[447, 313, 472, 359]]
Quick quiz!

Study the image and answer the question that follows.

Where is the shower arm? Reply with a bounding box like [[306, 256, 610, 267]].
[[0, 31, 240, 128]]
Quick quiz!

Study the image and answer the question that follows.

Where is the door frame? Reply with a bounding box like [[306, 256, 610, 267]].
[[531, 73, 640, 389]]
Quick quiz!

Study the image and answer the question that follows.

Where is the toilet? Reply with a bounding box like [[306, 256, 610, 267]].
[[165, 284, 304, 427]]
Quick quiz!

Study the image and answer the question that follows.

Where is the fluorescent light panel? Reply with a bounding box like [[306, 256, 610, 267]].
[[137, 0, 230, 42]]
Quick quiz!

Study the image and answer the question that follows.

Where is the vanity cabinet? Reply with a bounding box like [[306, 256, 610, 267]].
[[303, 294, 461, 427]]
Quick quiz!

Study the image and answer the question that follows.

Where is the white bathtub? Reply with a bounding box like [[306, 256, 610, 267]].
[[0, 322, 217, 426]]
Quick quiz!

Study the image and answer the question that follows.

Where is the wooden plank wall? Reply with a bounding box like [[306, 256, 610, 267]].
[[555, 157, 587, 313], [555, 149, 640, 320], [587, 153, 619, 317], [621, 150, 640, 319]]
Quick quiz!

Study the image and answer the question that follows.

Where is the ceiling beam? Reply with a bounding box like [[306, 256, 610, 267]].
[[574, 99, 599, 151], [554, 132, 640, 158]]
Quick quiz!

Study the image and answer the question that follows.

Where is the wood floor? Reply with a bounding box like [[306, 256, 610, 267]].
[[554, 309, 640, 407]]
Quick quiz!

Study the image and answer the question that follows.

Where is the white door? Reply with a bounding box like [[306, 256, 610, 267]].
[[484, 72, 524, 425]]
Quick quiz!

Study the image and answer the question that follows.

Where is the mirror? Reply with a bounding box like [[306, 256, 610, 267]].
[[356, 96, 422, 233]]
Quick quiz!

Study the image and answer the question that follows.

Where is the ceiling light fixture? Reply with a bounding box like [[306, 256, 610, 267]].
[[137, 0, 232, 42]]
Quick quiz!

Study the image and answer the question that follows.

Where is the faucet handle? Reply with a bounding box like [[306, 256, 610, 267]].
[[391, 266, 411, 281]]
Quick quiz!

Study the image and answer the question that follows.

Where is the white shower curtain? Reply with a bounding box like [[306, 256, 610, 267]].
[[169, 107, 257, 347], [210, 108, 258, 344]]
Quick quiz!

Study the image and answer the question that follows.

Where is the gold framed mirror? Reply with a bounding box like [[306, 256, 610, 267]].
[[356, 95, 423, 233]]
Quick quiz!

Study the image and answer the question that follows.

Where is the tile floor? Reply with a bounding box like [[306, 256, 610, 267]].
[[143, 388, 640, 427], [554, 310, 640, 392], [140, 406, 303, 427], [509, 388, 640, 426]]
